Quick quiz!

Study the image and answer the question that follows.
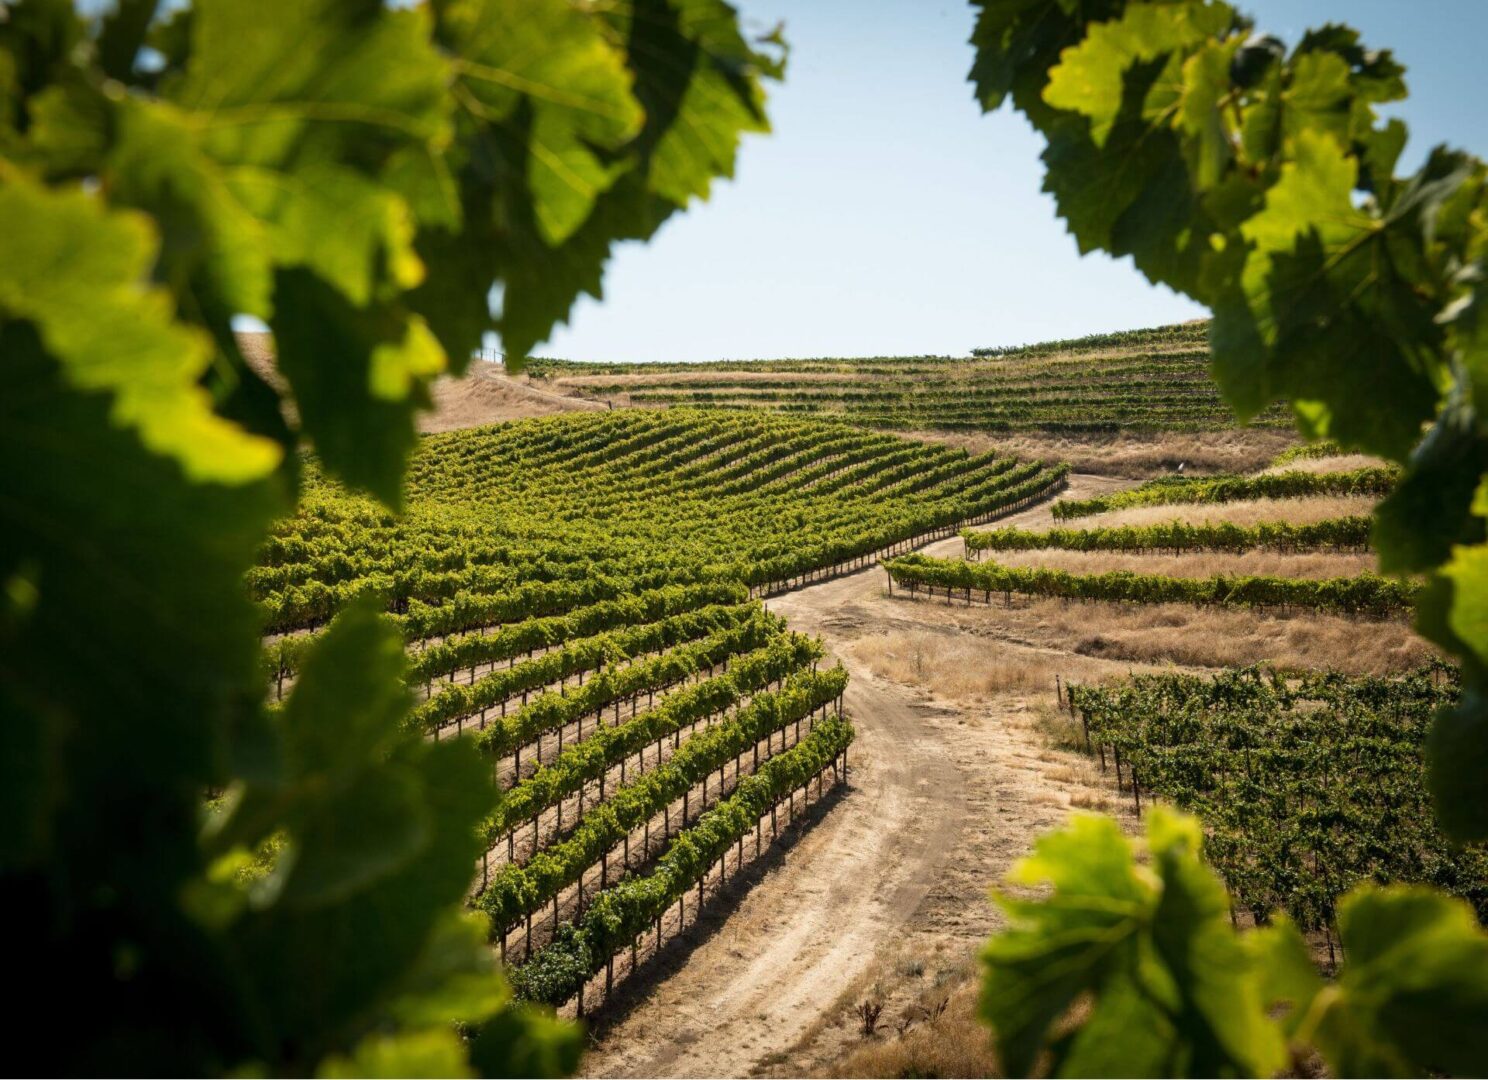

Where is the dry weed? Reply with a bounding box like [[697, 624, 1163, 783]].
[[1078, 494, 1379, 529], [1261, 453, 1386, 475], [1033, 702, 1089, 753], [824, 982, 997, 1078], [992, 548, 1376, 580], [851, 630, 1057, 699], [1069, 789, 1115, 812], [855, 1000, 885, 1038]]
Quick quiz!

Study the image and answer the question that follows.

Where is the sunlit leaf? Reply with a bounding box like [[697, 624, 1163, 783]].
[[0, 175, 280, 483]]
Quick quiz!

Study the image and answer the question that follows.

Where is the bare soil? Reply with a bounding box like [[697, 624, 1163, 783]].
[[421, 364, 604, 431], [578, 474, 1429, 1078], [578, 477, 1145, 1079]]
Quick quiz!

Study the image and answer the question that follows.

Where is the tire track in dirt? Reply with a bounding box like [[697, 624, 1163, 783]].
[[580, 475, 1126, 1078]]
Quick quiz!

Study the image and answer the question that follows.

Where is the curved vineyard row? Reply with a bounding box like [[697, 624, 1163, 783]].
[[1051, 466, 1397, 520], [509, 716, 855, 1011], [962, 516, 1373, 557], [883, 552, 1414, 618]]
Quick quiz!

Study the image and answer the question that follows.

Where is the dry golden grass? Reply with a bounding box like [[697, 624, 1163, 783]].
[[822, 981, 999, 1079], [1026, 599, 1431, 673], [991, 548, 1376, 580], [907, 429, 1296, 478], [850, 630, 1127, 701], [1261, 453, 1386, 475], [1078, 494, 1378, 529]]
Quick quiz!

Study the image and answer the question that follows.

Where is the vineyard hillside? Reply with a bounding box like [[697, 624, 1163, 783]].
[[244, 359, 1450, 1078], [526, 322, 1305, 476], [254, 410, 1068, 1029], [254, 402, 1448, 1077]]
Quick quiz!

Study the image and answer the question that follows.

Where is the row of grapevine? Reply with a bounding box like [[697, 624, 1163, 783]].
[[883, 552, 1414, 618], [962, 516, 1372, 557], [476, 669, 847, 936], [1270, 440, 1346, 466], [1051, 466, 1397, 519], [508, 716, 855, 1010], [970, 321, 1207, 357]]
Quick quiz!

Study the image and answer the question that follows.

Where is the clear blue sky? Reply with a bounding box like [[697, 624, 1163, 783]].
[[534, 1, 1488, 363]]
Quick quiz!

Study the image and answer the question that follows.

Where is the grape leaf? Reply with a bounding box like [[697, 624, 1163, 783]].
[[969, 0, 1125, 125], [1043, 2, 1231, 148], [0, 321, 284, 1069], [442, 0, 643, 247], [1212, 130, 1444, 457], [1426, 685, 1488, 843], [480, 0, 783, 361], [980, 809, 1283, 1079], [220, 603, 500, 1064], [318, 1029, 473, 1080], [0, 175, 281, 483], [1373, 397, 1488, 574], [1319, 887, 1488, 1077], [105, 97, 276, 319], [270, 269, 440, 507]]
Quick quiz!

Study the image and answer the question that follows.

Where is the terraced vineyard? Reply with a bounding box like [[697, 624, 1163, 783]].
[[255, 410, 1066, 1013], [527, 323, 1292, 434]]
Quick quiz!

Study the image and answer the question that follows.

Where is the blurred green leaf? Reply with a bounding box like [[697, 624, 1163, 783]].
[[1317, 887, 1488, 1077], [980, 809, 1283, 1078], [0, 175, 281, 483], [319, 1028, 474, 1079], [3, 0, 780, 1070]]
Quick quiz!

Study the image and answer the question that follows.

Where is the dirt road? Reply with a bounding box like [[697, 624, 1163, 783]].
[[580, 475, 1130, 1078]]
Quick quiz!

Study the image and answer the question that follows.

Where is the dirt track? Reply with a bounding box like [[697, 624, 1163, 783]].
[[580, 476, 1130, 1078]]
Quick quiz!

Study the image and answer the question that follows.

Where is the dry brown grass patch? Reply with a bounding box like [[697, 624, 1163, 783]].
[[850, 629, 1067, 699], [991, 548, 1376, 580], [822, 981, 997, 1079], [1262, 453, 1386, 475], [1030, 599, 1431, 674], [1078, 494, 1378, 528]]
